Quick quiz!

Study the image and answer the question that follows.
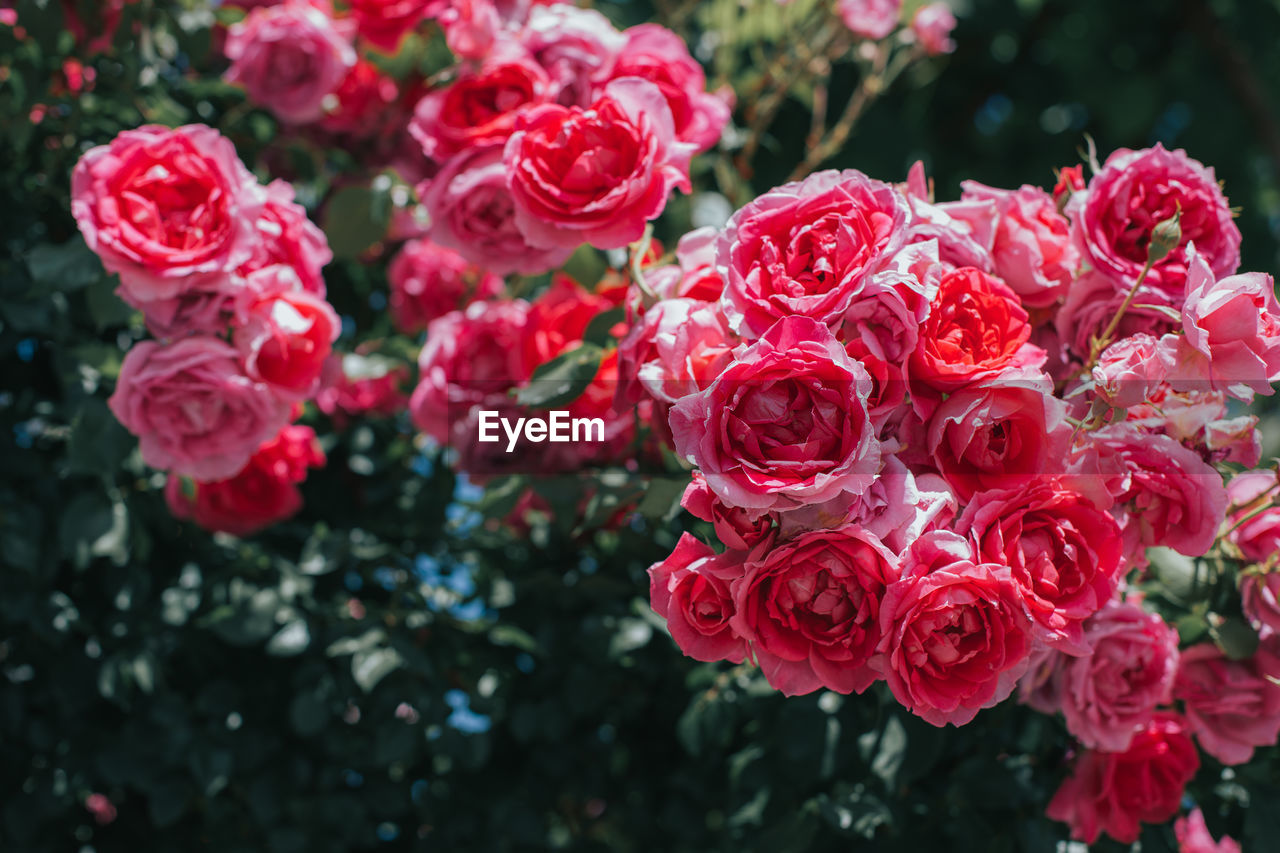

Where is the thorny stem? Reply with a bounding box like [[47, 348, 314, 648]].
[[1082, 257, 1157, 374]]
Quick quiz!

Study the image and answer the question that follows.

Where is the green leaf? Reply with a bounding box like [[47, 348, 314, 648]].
[[66, 399, 132, 475], [582, 306, 626, 347], [352, 646, 403, 692], [24, 237, 102, 292], [515, 343, 604, 408], [265, 619, 311, 657], [84, 275, 135, 331], [1209, 613, 1260, 660], [637, 476, 689, 521], [323, 185, 390, 260]]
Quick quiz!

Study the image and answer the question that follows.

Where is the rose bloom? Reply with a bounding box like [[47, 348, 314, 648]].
[[960, 182, 1078, 307], [1056, 270, 1177, 363], [1050, 599, 1180, 751], [409, 40, 552, 160], [1174, 641, 1280, 765], [387, 238, 504, 334], [731, 523, 898, 696], [108, 337, 291, 480], [71, 124, 264, 310], [609, 24, 730, 153], [419, 144, 573, 275], [505, 77, 693, 250], [877, 531, 1031, 727], [233, 267, 341, 400], [520, 4, 623, 107], [234, 179, 332, 296], [165, 424, 325, 536], [1225, 468, 1280, 564], [408, 299, 531, 444], [669, 316, 881, 512], [314, 354, 409, 427], [1175, 808, 1243, 853], [1068, 144, 1241, 303], [1081, 424, 1228, 558], [1091, 333, 1168, 408], [958, 480, 1124, 654], [1165, 247, 1280, 401], [1047, 712, 1200, 845], [909, 266, 1038, 392], [616, 297, 735, 407], [680, 473, 774, 552], [224, 0, 356, 125], [1053, 163, 1086, 206], [649, 533, 747, 663], [925, 379, 1070, 501], [316, 58, 401, 138], [718, 169, 910, 337], [347, 0, 442, 52], [521, 274, 624, 369], [836, 0, 901, 40], [910, 2, 957, 55]]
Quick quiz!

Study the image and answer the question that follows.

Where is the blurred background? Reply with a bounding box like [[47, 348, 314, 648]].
[[3, 1, 1280, 851]]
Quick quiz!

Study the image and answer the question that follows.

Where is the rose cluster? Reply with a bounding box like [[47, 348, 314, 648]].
[[72, 124, 335, 535], [638, 145, 1280, 844], [219, 0, 729, 276]]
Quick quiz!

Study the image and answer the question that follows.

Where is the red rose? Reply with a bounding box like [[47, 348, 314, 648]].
[[347, 0, 442, 53], [410, 40, 552, 160], [877, 531, 1031, 726], [731, 524, 898, 695], [909, 266, 1037, 393], [166, 424, 325, 536], [233, 268, 341, 400], [504, 77, 693, 250], [958, 480, 1123, 654], [1047, 712, 1200, 844], [669, 316, 881, 512], [648, 533, 747, 663], [680, 472, 775, 552]]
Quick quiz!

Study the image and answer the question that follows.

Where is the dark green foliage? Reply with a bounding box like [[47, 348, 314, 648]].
[[3, 1, 1279, 851]]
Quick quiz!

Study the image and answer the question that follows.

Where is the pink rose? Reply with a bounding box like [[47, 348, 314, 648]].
[[680, 472, 775, 552], [1082, 424, 1228, 558], [1226, 470, 1280, 567], [1056, 270, 1177, 362], [925, 379, 1070, 501], [648, 533, 747, 664], [504, 77, 693, 250], [232, 267, 341, 400], [959, 480, 1124, 654], [909, 266, 1039, 393], [910, 3, 957, 55], [409, 40, 552, 160], [670, 227, 726, 301], [1175, 809, 1243, 853], [1047, 712, 1200, 844], [224, 0, 356, 124], [520, 4, 623, 107], [731, 524, 899, 695], [107, 337, 291, 480], [419, 144, 573, 275], [165, 424, 325, 536], [1091, 333, 1169, 408], [1166, 246, 1280, 400], [877, 531, 1031, 726], [669, 316, 881, 511], [837, 0, 901, 40], [1068, 144, 1241, 303], [617, 297, 736, 405], [315, 354, 409, 427], [960, 182, 1077, 307], [408, 299, 531, 443], [71, 124, 264, 309], [1174, 641, 1280, 765], [718, 169, 910, 337], [387, 237, 504, 334], [609, 24, 730, 153], [1048, 599, 1180, 751], [316, 58, 401, 138], [239, 179, 332, 295]]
